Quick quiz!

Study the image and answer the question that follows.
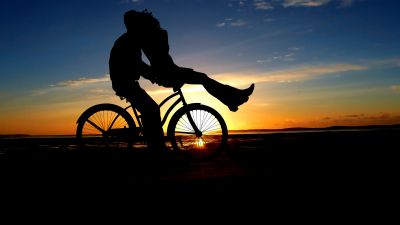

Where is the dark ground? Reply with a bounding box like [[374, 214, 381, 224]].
[[1, 129, 398, 203]]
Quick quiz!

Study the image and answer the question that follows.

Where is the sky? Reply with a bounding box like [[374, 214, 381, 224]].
[[0, 0, 400, 135]]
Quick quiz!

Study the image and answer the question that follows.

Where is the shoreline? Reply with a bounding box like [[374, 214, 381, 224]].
[[1, 123, 399, 139]]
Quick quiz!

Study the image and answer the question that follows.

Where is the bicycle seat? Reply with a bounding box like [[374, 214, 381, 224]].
[[173, 87, 180, 92], [173, 83, 184, 92]]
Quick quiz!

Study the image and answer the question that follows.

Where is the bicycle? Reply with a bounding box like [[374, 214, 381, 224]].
[[76, 87, 228, 160]]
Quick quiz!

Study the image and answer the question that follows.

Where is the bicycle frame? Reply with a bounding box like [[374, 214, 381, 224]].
[[123, 88, 202, 136]]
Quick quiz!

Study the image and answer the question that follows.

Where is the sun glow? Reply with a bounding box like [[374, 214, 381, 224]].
[[195, 137, 205, 148]]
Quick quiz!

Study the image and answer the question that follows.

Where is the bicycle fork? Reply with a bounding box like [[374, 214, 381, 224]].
[[177, 89, 202, 137]]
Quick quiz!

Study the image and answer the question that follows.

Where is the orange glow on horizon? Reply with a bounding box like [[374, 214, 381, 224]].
[[1, 84, 400, 135]]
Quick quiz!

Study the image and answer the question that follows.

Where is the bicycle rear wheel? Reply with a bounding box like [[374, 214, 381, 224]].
[[76, 104, 136, 149], [167, 104, 228, 161]]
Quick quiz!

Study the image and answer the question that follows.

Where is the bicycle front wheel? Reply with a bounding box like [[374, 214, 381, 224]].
[[76, 104, 136, 149], [167, 104, 228, 161]]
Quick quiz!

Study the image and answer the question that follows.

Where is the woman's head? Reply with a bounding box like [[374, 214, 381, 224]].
[[124, 9, 160, 32]]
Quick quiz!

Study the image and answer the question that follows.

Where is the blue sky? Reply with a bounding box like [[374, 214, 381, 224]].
[[1, 0, 400, 134]]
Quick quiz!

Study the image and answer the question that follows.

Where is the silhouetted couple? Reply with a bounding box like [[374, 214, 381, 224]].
[[109, 10, 254, 153]]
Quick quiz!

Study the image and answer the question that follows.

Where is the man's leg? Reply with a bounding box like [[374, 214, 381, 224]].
[[127, 85, 165, 152]]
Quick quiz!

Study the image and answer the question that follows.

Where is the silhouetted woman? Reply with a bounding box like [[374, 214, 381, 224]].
[[127, 10, 253, 111]]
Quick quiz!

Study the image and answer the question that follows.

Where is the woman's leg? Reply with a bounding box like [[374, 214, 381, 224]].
[[175, 67, 254, 111]]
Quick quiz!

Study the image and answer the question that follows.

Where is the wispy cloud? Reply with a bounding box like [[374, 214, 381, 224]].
[[253, 0, 274, 10], [212, 64, 368, 86], [120, 0, 143, 4], [56, 64, 365, 97], [228, 0, 247, 8], [257, 53, 296, 64], [231, 19, 247, 27], [263, 18, 275, 22], [216, 22, 226, 28], [288, 46, 302, 52], [30, 58, 397, 99], [282, 0, 331, 7], [391, 85, 400, 94], [366, 58, 400, 68], [216, 18, 247, 28], [30, 74, 111, 97], [228, 0, 359, 12], [317, 113, 400, 126], [49, 75, 110, 88], [257, 54, 295, 64], [257, 47, 301, 64]]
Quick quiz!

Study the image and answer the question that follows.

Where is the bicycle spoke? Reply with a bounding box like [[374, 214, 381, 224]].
[[177, 120, 193, 132], [200, 110, 210, 131], [177, 115, 194, 132], [203, 123, 220, 133], [86, 119, 106, 133], [175, 131, 196, 135]]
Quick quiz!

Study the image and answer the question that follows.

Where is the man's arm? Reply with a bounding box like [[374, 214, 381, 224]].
[[139, 62, 157, 83]]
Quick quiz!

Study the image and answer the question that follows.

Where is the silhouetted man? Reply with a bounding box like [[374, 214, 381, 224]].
[[109, 10, 254, 153]]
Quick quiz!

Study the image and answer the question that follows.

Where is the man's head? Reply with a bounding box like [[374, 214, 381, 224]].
[[124, 9, 160, 32]]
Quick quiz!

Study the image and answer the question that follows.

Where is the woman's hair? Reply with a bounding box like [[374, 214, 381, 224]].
[[124, 9, 160, 31]]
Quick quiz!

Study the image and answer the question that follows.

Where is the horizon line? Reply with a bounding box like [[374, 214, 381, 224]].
[[1, 124, 399, 137]]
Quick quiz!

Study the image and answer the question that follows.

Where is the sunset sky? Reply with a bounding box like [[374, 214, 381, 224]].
[[1, 0, 400, 135]]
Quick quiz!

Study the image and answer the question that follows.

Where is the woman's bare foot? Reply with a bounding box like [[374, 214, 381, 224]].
[[227, 84, 254, 112], [244, 84, 255, 97]]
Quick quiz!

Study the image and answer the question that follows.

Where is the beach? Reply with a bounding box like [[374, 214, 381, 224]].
[[1, 128, 398, 198]]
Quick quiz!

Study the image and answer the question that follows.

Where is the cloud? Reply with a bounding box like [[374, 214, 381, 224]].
[[37, 61, 370, 98], [128, 64, 366, 96], [367, 58, 400, 68], [211, 64, 368, 86], [257, 47, 302, 64], [288, 46, 302, 51], [30, 74, 111, 97], [282, 0, 331, 7], [316, 113, 400, 126], [263, 18, 275, 22], [231, 19, 247, 27], [284, 113, 400, 128], [258, 52, 296, 64], [253, 0, 274, 10], [391, 85, 400, 94], [216, 18, 247, 28], [228, 0, 248, 7], [49, 75, 110, 88], [228, 0, 359, 11], [216, 22, 226, 28], [120, 0, 142, 4]]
